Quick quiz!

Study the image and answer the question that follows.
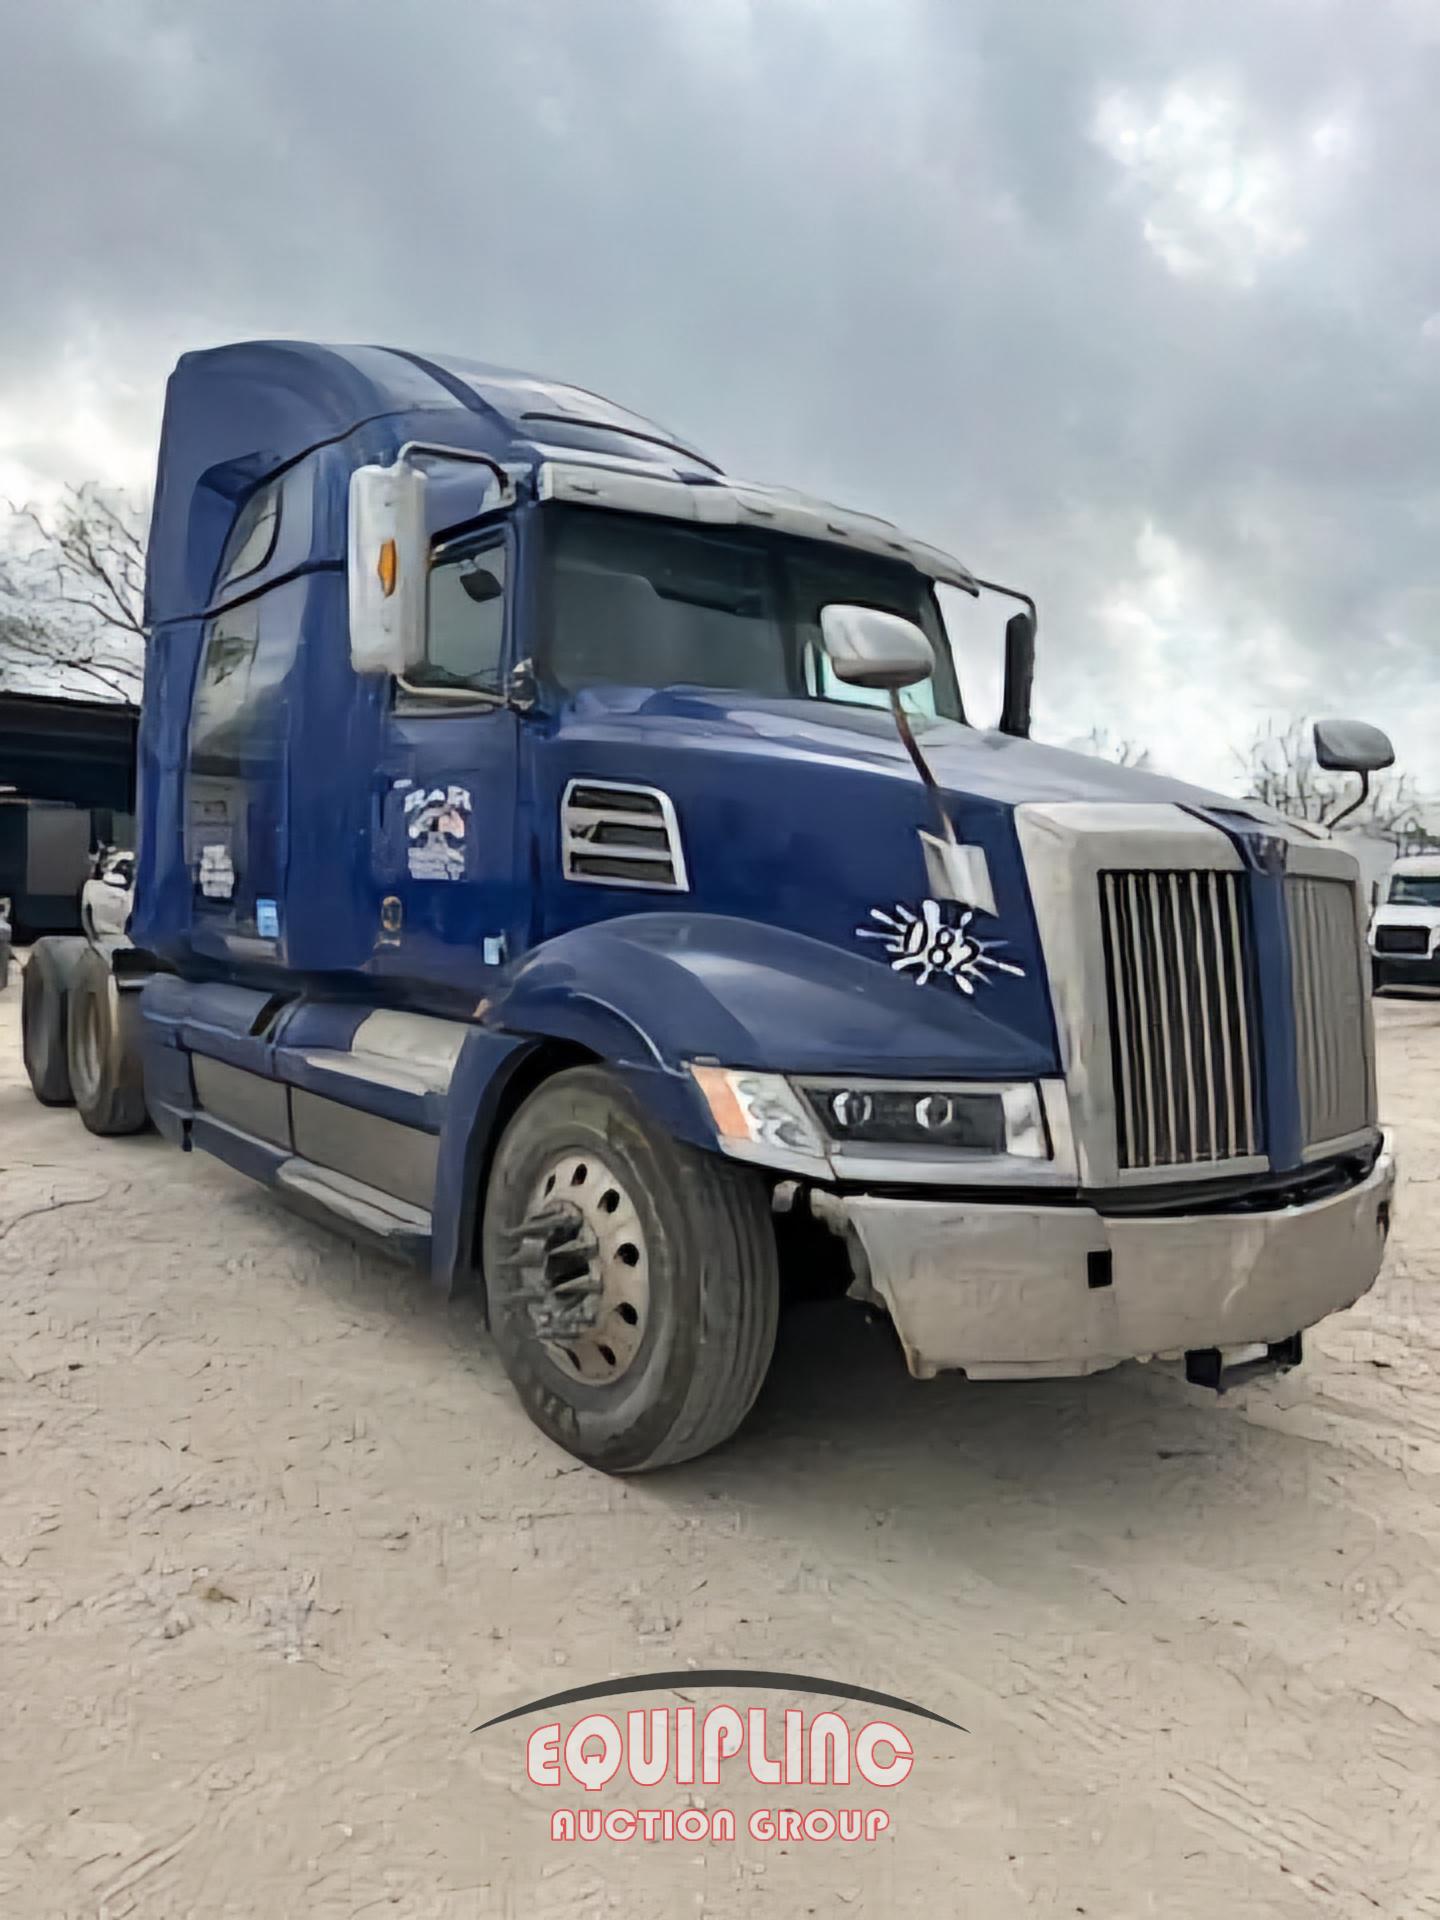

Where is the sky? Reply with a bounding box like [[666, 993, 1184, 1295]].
[[2, 0, 1438, 791]]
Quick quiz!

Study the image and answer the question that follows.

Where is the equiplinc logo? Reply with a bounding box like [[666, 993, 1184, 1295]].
[[477, 1667, 964, 1847]]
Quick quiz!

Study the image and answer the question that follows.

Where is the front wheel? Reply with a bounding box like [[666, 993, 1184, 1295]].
[[482, 1066, 780, 1473]]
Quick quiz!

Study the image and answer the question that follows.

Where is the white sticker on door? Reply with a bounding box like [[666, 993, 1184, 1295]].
[[404, 784, 472, 881], [198, 843, 235, 900]]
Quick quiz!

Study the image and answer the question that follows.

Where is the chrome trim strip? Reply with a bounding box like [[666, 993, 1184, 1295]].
[[1170, 872, 1199, 1162], [1207, 874, 1239, 1156], [1192, 873, 1219, 1156], [1301, 1125, 1380, 1165], [1103, 876, 1138, 1160], [1126, 873, 1158, 1165], [1149, 873, 1179, 1165]]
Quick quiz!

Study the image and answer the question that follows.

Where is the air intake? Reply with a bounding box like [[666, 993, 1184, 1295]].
[[561, 780, 688, 891]]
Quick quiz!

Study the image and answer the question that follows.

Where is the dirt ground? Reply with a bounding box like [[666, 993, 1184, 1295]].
[[2, 980, 1438, 1920]]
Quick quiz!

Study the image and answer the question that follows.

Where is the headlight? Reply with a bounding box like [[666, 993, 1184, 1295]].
[[689, 1066, 827, 1164], [690, 1065, 1053, 1172], [796, 1079, 1050, 1160]]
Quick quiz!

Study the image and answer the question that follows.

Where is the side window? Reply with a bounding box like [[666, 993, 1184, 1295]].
[[189, 604, 262, 777], [188, 597, 300, 779], [215, 478, 282, 595], [401, 545, 508, 700]]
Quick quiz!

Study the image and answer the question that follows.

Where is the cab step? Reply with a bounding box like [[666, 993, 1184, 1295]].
[[274, 1156, 432, 1261]]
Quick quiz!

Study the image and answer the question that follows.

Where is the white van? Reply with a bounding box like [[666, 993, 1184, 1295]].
[[1370, 853, 1440, 990]]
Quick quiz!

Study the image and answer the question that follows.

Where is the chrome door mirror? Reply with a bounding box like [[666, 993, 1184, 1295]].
[[348, 461, 429, 676]]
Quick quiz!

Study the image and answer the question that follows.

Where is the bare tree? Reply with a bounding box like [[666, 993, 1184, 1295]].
[[0, 602, 143, 703], [1070, 725, 1154, 771], [7, 483, 147, 639], [1236, 717, 1425, 834], [0, 483, 147, 701]]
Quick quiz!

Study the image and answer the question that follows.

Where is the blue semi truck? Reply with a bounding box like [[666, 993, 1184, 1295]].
[[19, 341, 1398, 1470]]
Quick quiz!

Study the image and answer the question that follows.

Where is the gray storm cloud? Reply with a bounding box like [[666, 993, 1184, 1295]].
[[2, 0, 1437, 785]]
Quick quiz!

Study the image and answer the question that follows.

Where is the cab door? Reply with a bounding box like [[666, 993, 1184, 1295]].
[[369, 524, 522, 996]]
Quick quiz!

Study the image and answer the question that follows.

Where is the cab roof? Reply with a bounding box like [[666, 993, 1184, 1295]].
[[145, 339, 720, 625], [144, 338, 977, 627]]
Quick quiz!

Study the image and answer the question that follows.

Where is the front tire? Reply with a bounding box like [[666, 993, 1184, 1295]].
[[482, 1066, 779, 1473]]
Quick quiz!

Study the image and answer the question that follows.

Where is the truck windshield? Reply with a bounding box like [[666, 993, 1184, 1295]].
[[1389, 874, 1440, 906], [542, 507, 965, 721]]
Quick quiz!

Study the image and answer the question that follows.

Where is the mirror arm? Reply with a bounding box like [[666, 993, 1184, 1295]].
[[394, 442, 517, 504], [506, 658, 538, 713], [1325, 769, 1371, 832], [971, 577, 1037, 623], [889, 692, 959, 849]]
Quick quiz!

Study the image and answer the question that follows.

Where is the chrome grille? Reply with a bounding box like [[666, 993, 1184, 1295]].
[[1288, 876, 1374, 1148], [1100, 870, 1261, 1171]]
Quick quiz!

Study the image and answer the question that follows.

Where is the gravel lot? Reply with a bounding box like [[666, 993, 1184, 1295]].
[[1, 980, 1437, 1919]]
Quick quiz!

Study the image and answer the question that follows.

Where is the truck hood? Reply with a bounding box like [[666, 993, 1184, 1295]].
[[559, 684, 1256, 817], [534, 686, 1289, 1078]]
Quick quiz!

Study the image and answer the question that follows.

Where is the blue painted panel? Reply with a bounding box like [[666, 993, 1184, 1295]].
[[173, 981, 282, 1076], [140, 1006, 195, 1146], [1248, 872, 1303, 1170], [485, 912, 1058, 1080], [190, 1112, 288, 1188], [269, 1000, 369, 1053], [429, 1026, 533, 1294]]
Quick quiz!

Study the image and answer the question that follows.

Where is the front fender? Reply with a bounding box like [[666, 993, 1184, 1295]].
[[483, 913, 1059, 1081]]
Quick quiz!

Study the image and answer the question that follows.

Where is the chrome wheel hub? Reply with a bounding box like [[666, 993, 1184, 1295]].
[[517, 1153, 650, 1386]]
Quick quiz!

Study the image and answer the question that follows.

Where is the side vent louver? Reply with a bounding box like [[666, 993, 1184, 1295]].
[[561, 780, 689, 891]]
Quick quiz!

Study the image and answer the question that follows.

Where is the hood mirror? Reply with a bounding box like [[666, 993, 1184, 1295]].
[[1313, 718, 1397, 831], [1313, 717, 1395, 776], [819, 604, 935, 690], [820, 601, 972, 875]]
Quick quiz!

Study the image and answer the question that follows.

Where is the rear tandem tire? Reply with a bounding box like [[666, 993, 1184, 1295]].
[[482, 1065, 780, 1474], [65, 945, 150, 1136], [20, 936, 88, 1106]]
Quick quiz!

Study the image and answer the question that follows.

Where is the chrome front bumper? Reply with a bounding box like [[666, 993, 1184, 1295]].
[[820, 1137, 1397, 1381]]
